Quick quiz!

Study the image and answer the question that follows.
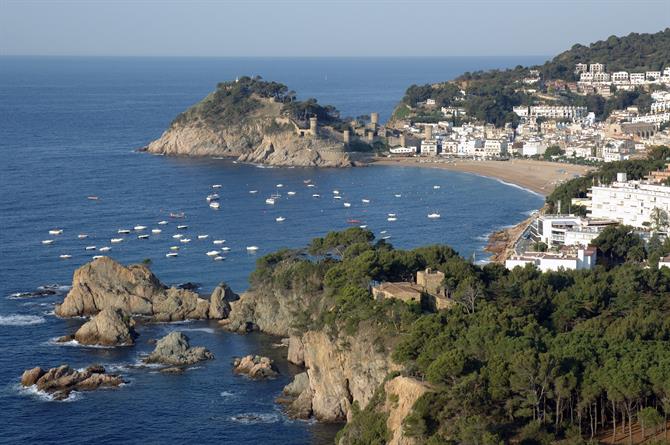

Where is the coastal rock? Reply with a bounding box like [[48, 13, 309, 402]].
[[285, 386, 314, 419], [55, 257, 213, 321], [287, 336, 305, 366], [208, 282, 237, 319], [232, 355, 279, 379], [21, 364, 124, 400], [73, 307, 137, 346], [283, 371, 309, 396], [145, 331, 213, 366], [384, 377, 431, 445]]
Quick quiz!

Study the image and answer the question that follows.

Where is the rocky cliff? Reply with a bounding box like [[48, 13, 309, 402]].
[[143, 78, 352, 167]]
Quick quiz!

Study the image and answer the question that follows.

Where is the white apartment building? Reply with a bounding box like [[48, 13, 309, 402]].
[[632, 112, 670, 125], [647, 71, 662, 81], [612, 71, 629, 83], [565, 145, 593, 158], [593, 72, 611, 82], [506, 247, 597, 272], [389, 146, 417, 155], [651, 101, 670, 114], [441, 140, 458, 154], [534, 214, 614, 246], [589, 173, 670, 228], [575, 63, 588, 73], [529, 106, 588, 120], [580, 72, 594, 82], [590, 63, 605, 73], [420, 139, 439, 156], [520, 141, 547, 157], [512, 106, 530, 117], [457, 139, 483, 156], [483, 139, 508, 157], [630, 73, 646, 84]]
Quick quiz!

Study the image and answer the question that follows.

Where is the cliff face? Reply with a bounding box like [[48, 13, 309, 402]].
[[145, 94, 352, 168], [286, 331, 400, 422], [383, 377, 431, 445]]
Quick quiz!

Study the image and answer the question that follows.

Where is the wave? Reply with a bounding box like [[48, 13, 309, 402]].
[[47, 338, 119, 349], [0, 314, 46, 326], [229, 412, 280, 424], [17, 384, 81, 402], [220, 391, 236, 398], [178, 327, 215, 334]]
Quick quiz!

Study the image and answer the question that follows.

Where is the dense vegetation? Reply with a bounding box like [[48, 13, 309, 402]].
[[546, 146, 670, 214], [252, 227, 670, 444], [546, 28, 670, 79], [172, 75, 342, 127], [395, 29, 669, 127]]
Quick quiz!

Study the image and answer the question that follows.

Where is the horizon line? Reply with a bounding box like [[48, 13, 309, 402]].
[[0, 54, 552, 59]]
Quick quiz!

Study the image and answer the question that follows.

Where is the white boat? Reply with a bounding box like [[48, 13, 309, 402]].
[[134, 225, 147, 231], [249, 190, 258, 194], [206, 250, 220, 257], [333, 195, 342, 200], [138, 234, 149, 239], [209, 202, 220, 209], [312, 194, 320, 198], [428, 213, 441, 219], [387, 217, 397, 222], [78, 234, 88, 239], [265, 198, 276, 205], [382, 235, 391, 240], [388, 213, 396, 217], [110, 238, 123, 243], [246, 246, 259, 252], [287, 191, 296, 196], [307, 184, 316, 188], [362, 199, 370, 203], [276, 184, 284, 188], [343, 202, 351, 208], [177, 225, 188, 230], [221, 247, 231, 252], [206, 193, 219, 202], [433, 185, 441, 189], [333, 190, 340, 195], [151, 229, 162, 234], [165, 252, 178, 258], [359, 225, 367, 229], [198, 235, 209, 239], [158, 220, 168, 225], [99, 246, 111, 252], [380, 230, 387, 234], [212, 184, 222, 189], [85, 246, 96, 251], [170, 246, 180, 251], [276, 216, 286, 222], [213, 239, 226, 245], [180, 238, 191, 243], [213, 256, 225, 261], [41, 240, 54, 245], [394, 194, 402, 198], [49, 229, 63, 235], [172, 234, 183, 239], [87, 196, 99, 200], [59, 254, 72, 259], [118, 229, 131, 234], [92, 255, 103, 260]]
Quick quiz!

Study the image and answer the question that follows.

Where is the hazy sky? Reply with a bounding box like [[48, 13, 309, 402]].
[[1, 0, 668, 57]]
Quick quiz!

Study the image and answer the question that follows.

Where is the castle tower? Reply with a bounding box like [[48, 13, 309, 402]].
[[370, 112, 379, 126], [343, 130, 351, 145], [424, 125, 433, 140], [309, 117, 318, 137]]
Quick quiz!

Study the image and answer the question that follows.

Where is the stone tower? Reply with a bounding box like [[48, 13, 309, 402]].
[[309, 117, 318, 136], [424, 125, 433, 140], [343, 130, 351, 145]]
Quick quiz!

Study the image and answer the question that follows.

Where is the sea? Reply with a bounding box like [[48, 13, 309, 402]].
[[0, 56, 545, 444]]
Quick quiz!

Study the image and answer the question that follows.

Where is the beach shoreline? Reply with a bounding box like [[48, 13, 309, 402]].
[[369, 157, 593, 197]]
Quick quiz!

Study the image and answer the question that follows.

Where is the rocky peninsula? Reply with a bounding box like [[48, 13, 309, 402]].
[[143, 76, 354, 167]]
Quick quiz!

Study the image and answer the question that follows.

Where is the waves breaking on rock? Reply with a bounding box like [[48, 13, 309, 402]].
[[0, 314, 46, 326]]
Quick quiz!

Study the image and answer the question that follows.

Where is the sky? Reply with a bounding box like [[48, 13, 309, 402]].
[[1, 0, 668, 57]]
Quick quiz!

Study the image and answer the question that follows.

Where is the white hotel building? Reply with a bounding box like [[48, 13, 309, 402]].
[[589, 173, 670, 228]]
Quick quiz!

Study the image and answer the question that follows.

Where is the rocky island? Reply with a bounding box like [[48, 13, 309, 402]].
[[143, 76, 374, 167], [21, 365, 124, 401]]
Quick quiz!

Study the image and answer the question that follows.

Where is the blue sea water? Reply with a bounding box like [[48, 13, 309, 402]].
[[0, 56, 545, 444]]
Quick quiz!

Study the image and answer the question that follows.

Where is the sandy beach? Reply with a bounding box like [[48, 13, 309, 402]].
[[370, 157, 593, 196]]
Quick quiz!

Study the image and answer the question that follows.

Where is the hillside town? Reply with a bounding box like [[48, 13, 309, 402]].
[[385, 62, 670, 163]]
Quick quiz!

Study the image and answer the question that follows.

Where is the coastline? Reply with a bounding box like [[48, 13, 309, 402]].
[[369, 157, 593, 197]]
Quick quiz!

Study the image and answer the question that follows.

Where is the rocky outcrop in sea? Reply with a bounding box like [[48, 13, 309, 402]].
[[144, 331, 214, 366], [20, 364, 124, 400], [232, 355, 278, 379], [58, 307, 137, 346], [55, 257, 229, 321]]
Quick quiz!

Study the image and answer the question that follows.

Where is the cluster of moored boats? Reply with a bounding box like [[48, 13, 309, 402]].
[[42, 180, 443, 260]]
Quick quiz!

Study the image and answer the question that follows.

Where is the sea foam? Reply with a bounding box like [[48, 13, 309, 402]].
[[0, 314, 46, 326]]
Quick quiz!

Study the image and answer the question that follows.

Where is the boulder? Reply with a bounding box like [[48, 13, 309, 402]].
[[21, 367, 45, 386], [55, 257, 212, 321], [285, 386, 314, 419], [73, 307, 137, 346], [208, 282, 238, 319], [287, 336, 304, 366], [283, 372, 309, 397], [232, 355, 279, 379], [21, 364, 124, 400], [145, 331, 213, 366]]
